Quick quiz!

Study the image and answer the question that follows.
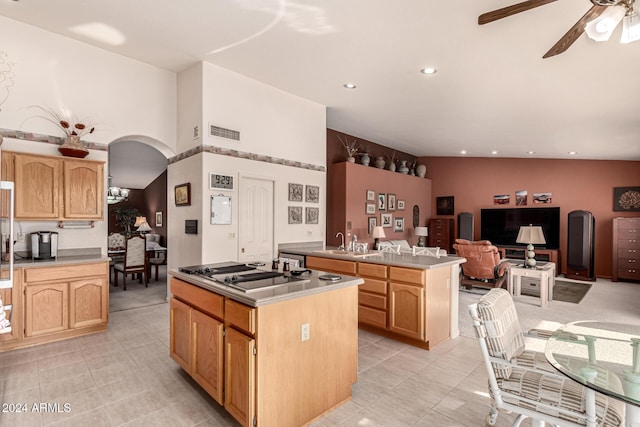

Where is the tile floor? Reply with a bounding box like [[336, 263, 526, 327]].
[[1, 276, 637, 426]]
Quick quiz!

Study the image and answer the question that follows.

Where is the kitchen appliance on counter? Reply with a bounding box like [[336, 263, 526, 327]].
[[179, 261, 306, 292], [31, 231, 59, 260]]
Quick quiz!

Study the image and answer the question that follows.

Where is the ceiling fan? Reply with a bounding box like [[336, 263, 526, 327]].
[[479, 0, 640, 58]]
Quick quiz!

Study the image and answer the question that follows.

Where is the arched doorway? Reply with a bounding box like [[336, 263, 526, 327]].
[[107, 136, 173, 312]]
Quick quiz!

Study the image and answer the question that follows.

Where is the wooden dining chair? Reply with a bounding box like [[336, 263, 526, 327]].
[[113, 235, 148, 290]]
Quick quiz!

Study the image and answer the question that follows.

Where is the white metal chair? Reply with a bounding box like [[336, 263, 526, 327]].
[[411, 246, 445, 257], [113, 235, 148, 291], [378, 243, 401, 254], [468, 288, 624, 427]]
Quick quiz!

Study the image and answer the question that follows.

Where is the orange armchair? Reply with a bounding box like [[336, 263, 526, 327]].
[[453, 239, 509, 290]]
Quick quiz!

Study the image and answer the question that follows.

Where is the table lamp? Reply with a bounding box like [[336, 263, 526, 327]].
[[516, 225, 546, 268], [137, 220, 152, 234], [372, 226, 386, 250], [134, 216, 147, 227], [415, 226, 429, 247]]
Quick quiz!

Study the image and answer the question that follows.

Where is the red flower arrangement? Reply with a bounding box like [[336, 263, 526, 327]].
[[30, 105, 95, 138]]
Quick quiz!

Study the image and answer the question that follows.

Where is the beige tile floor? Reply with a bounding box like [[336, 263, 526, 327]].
[[1, 276, 637, 426]]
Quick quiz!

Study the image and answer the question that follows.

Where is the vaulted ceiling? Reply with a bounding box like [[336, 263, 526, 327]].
[[2, 0, 640, 160]]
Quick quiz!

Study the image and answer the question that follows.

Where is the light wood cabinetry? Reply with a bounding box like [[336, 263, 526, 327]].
[[389, 266, 425, 341], [24, 282, 68, 337], [612, 217, 640, 282], [3, 151, 104, 221], [357, 262, 388, 329], [306, 256, 357, 275], [170, 276, 358, 427], [0, 269, 22, 344], [69, 277, 108, 328]]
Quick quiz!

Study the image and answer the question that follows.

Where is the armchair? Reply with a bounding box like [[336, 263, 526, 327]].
[[453, 239, 509, 290], [469, 288, 624, 427]]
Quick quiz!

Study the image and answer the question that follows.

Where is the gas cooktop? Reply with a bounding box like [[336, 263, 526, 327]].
[[179, 262, 307, 292]]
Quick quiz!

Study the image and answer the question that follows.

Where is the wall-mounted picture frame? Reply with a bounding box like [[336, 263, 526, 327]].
[[533, 192, 552, 204], [378, 193, 387, 211], [394, 217, 404, 232], [288, 183, 303, 202], [175, 183, 191, 206], [155, 212, 163, 228], [436, 196, 454, 215], [366, 189, 375, 201], [397, 200, 405, 210], [288, 206, 302, 224], [368, 217, 377, 235], [493, 194, 510, 205], [381, 213, 392, 227], [614, 186, 640, 211], [305, 207, 319, 224], [515, 190, 528, 206], [387, 193, 396, 211], [305, 185, 319, 203], [366, 203, 376, 214]]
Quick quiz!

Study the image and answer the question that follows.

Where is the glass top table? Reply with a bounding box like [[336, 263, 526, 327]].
[[545, 321, 640, 425]]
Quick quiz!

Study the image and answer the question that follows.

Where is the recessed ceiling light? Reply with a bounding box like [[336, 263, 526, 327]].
[[460, 150, 467, 155], [343, 83, 356, 89], [568, 151, 577, 155], [527, 151, 536, 155], [420, 67, 437, 75], [491, 150, 498, 155]]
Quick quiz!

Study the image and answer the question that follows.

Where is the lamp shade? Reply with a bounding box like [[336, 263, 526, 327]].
[[621, 10, 640, 43], [516, 225, 546, 245], [585, 6, 626, 41], [372, 226, 386, 239], [134, 216, 147, 227], [415, 226, 429, 237], [137, 221, 152, 232]]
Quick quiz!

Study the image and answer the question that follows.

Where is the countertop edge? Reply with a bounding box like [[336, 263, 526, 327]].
[[170, 270, 363, 307], [8, 255, 110, 269]]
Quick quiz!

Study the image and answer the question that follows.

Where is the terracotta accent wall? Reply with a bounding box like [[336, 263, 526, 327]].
[[421, 157, 640, 278], [328, 162, 432, 248]]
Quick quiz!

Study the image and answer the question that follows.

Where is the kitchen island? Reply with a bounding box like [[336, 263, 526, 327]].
[[169, 265, 363, 427], [280, 246, 466, 349]]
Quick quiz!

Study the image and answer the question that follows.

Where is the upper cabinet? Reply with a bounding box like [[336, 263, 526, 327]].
[[3, 151, 104, 221]]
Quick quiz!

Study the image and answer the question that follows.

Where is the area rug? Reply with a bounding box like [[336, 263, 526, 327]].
[[520, 278, 592, 304]]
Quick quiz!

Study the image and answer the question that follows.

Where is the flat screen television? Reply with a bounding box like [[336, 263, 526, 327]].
[[480, 207, 560, 249]]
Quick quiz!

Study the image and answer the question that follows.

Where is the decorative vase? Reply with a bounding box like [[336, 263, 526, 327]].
[[388, 161, 396, 172], [58, 135, 89, 158], [398, 160, 409, 174], [360, 153, 370, 166], [416, 164, 427, 178], [375, 156, 385, 169], [347, 156, 356, 163]]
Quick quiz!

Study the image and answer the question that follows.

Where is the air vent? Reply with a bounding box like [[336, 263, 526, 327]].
[[210, 125, 240, 141]]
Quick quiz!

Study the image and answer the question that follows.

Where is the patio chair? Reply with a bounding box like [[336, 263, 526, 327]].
[[468, 288, 624, 427]]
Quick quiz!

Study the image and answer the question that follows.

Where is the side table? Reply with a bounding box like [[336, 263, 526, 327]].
[[508, 262, 556, 308]]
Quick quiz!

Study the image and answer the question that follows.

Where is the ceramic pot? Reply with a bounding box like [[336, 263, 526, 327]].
[[416, 164, 427, 178], [375, 157, 385, 169], [58, 135, 89, 158], [360, 153, 370, 166], [388, 161, 396, 172], [398, 160, 409, 174], [347, 156, 355, 163]]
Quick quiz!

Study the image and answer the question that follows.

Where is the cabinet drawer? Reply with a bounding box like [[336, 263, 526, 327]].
[[358, 291, 386, 310], [171, 278, 224, 320], [617, 219, 640, 230], [24, 262, 108, 283], [358, 305, 387, 329], [358, 262, 387, 279], [359, 278, 387, 294], [306, 256, 356, 275], [225, 299, 256, 336], [389, 267, 425, 285], [617, 239, 640, 249], [617, 267, 640, 281]]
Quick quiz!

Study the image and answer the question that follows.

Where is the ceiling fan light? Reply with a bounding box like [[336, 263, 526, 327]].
[[585, 6, 626, 41], [621, 11, 640, 43]]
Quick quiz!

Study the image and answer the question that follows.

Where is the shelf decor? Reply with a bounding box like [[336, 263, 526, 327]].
[[30, 105, 94, 158]]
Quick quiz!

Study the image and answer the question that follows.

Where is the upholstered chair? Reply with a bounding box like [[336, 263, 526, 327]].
[[468, 288, 624, 427], [453, 239, 510, 289], [113, 235, 148, 290]]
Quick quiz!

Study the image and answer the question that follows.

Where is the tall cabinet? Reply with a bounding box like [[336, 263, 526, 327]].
[[428, 218, 454, 253], [612, 217, 640, 282]]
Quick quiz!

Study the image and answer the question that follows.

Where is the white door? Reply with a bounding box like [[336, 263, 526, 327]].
[[238, 176, 274, 263]]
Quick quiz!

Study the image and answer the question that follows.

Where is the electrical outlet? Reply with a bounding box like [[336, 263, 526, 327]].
[[307, 231, 312, 237], [301, 323, 310, 342], [228, 232, 235, 239], [17, 232, 25, 243]]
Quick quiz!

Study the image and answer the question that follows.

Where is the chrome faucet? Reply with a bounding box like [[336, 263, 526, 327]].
[[336, 232, 345, 250]]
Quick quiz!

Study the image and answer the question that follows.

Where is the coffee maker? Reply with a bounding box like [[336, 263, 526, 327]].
[[31, 231, 59, 260]]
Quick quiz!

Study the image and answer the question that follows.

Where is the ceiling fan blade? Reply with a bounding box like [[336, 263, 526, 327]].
[[479, 0, 558, 25], [542, 5, 607, 58]]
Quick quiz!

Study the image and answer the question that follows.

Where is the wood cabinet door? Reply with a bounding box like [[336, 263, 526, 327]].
[[69, 277, 108, 328], [24, 282, 68, 337], [388, 282, 424, 341], [170, 298, 192, 373], [14, 154, 61, 219], [1, 152, 14, 218], [191, 309, 224, 404], [225, 327, 256, 427], [63, 160, 104, 219]]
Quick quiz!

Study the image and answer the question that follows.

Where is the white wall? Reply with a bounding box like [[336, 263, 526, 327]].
[[1, 138, 109, 254], [176, 63, 203, 153], [0, 16, 177, 151]]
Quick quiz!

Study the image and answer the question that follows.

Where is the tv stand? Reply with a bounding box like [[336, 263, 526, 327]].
[[497, 246, 559, 276]]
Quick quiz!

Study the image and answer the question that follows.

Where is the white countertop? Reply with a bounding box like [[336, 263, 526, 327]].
[[170, 268, 363, 307]]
